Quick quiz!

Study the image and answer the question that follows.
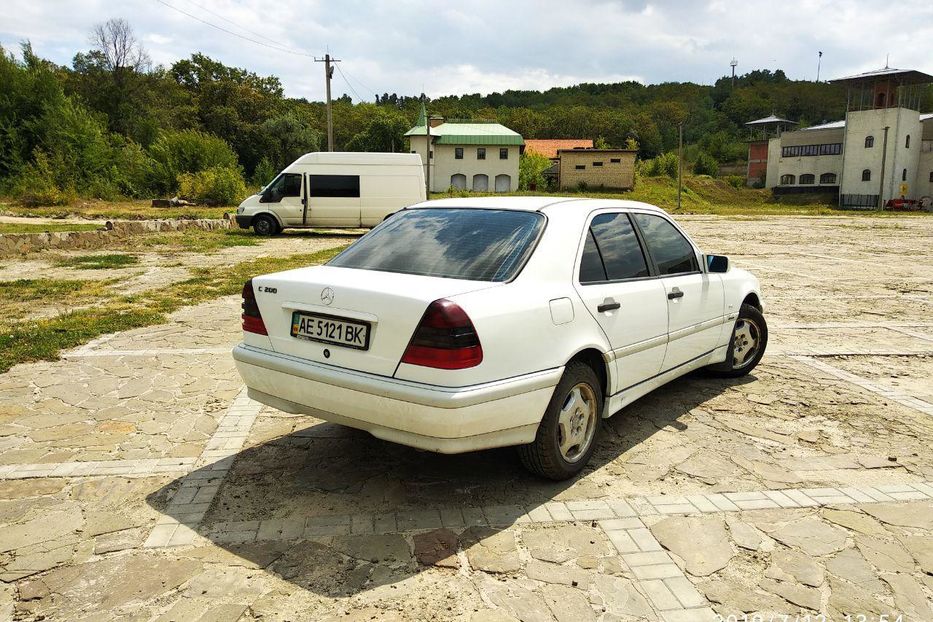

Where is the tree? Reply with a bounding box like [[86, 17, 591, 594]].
[[519, 152, 552, 191], [71, 18, 152, 138], [90, 18, 150, 73]]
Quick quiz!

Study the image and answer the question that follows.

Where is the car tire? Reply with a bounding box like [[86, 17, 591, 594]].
[[707, 303, 768, 377], [253, 214, 279, 236], [518, 361, 603, 481]]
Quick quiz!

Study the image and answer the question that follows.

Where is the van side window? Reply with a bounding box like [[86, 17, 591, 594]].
[[260, 173, 302, 203], [308, 175, 360, 198]]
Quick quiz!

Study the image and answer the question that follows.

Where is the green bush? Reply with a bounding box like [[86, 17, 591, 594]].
[[693, 152, 719, 177], [724, 175, 745, 189], [519, 151, 552, 191], [250, 156, 277, 191], [640, 152, 679, 178], [177, 166, 247, 206], [11, 150, 77, 206], [149, 130, 239, 194]]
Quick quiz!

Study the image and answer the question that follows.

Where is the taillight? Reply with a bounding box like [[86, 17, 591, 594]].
[[241, 279, 267, 335], [401, 299, 483, 369]]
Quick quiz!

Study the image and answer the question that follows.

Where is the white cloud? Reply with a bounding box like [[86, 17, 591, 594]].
[[1, 0, 931, 101]]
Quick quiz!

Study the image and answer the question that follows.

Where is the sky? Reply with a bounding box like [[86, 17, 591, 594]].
[[2, 0, 932, 103]]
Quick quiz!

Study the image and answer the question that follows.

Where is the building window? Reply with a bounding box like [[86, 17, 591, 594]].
[[610, 158, 621, 163], [429, 150, 433, 159], [780, 174, 795, 185], [865, 136, 874, 148], [905, 135, 910, 149], [799, 174, 815, 185], [575, 164, 586, 170], [930, 171, 933, 183], [902, 168, 907, 181], [819, 143, 842, 155], [862, 169, 871, 181], [499, 148, 508, 160], [819, 173, 837, 184], [593, 161, 603, 167], [477, 148, 486, 160], [455, 147, 463, 160]]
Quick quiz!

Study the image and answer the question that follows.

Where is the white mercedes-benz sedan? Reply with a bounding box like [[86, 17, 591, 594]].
[[233, 197, 767, 479]]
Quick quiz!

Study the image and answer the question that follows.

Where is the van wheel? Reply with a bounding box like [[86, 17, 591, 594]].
[[253, 215, 278, 236], [518, 361, 603, 481]]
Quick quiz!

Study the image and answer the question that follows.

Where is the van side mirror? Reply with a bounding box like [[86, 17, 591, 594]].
[[706, 254, 729, 273]]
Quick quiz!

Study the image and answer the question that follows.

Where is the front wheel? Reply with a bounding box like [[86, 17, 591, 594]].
[[252, 214, 279, 236], [707, 303, 768, 377], [518, 361, 603, 480]]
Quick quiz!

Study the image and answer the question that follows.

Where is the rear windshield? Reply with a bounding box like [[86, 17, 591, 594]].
[[328, 208, 545, 282]]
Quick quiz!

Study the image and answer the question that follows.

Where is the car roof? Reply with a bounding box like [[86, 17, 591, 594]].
[[406, 196, 668, 213]]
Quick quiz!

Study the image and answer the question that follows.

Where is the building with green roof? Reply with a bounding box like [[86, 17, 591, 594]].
[[406, 109, 523, 193]]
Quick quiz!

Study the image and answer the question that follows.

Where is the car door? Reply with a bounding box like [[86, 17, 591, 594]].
[[573, 211, 669, 392], [306, 174, 362, 227], [259, 173, 304, 225], [631, 212, 725, 372]]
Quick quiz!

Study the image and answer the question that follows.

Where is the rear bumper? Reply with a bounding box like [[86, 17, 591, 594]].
[[232, 344, 561, 453], [235, 214, 253, 229]]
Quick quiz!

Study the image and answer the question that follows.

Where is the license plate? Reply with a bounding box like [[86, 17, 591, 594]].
[[290, 311, 370, 350]]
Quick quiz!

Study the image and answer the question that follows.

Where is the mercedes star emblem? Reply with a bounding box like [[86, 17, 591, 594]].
[[321, 287, 335, 305]]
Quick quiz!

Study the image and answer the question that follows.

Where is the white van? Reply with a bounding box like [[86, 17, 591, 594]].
[[235, 152, 425, 234]]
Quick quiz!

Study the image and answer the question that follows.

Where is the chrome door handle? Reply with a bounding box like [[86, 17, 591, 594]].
[[597, 298, 621, 312], [667, 289, 684, 300]]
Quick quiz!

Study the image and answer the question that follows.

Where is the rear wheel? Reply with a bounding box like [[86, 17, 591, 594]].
[[707, 303, 767, 377], [518, 361, 603, 480], [253, 214, 279, 236]]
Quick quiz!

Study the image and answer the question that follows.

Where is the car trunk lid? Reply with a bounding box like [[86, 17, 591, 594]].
[[251, 265, 498, 377]]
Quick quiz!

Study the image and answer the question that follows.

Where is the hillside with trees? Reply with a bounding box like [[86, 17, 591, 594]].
[[2, 18, 931, 206]]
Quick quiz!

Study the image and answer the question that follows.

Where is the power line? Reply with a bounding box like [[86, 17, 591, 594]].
[[334, 63, 364, 102], [180, 0, 288, 49], [154, 0, 313, 58], [340, 65, 379, 99]]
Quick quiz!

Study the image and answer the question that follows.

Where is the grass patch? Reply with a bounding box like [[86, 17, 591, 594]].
[[56, 254, 140, 270], [0, 222, 103, 234], [0, 244, 349, 373], [0, 278, 118, 323], [131, 228, 258, 252], [433, 175, 932, 217], [0, 198, 231, 221]]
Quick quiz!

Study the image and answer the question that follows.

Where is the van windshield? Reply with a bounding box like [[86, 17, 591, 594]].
[[328, 208, 544, 282]]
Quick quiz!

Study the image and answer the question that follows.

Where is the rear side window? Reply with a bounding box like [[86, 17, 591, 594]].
[[309, 174, 360, 198], [580, 213, 649, 282], [261, 173, 301, 203], [632, 213, 698, 275], [329, 208, 544, 282], [579, 230, 607, 283]]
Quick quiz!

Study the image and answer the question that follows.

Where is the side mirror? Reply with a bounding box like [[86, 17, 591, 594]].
[[706, 254, 729, 273]]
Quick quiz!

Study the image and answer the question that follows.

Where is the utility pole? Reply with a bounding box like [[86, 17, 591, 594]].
[[314, 53, 340, 151], [878, 126, 889, 211], [677, 122, 684, 211]]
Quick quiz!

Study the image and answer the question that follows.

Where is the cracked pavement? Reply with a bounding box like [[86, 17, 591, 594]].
[[0, 214, 931, 621]]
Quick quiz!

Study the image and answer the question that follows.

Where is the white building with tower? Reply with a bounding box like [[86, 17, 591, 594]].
[[750, 67, 933, 208]]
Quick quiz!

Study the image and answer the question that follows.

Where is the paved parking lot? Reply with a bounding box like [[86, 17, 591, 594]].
[[1, 215, 931, 621]]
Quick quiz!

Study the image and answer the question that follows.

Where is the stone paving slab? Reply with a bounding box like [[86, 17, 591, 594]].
[[1, 215, 932, 620]]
